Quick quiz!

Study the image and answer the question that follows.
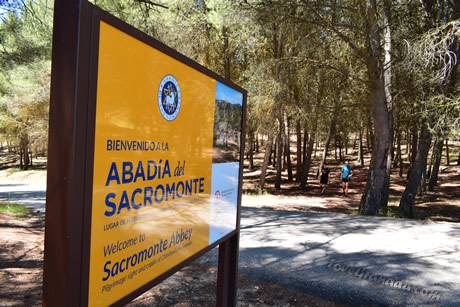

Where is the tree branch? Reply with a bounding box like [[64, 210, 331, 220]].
[[279, 56, 367, 84], [135, 0, 168, 10], [300, 0, 368, 63]]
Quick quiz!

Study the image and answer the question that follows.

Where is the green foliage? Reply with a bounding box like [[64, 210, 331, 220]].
[[401, 19, 459, 137], [0, 0, 52, 160], [0, 201, 28, 215], [90, 0, 165, 37], [405, 21, 459, 88], [0, 0, 52, 73], [0, 60, 50, 148], [214, 99, 243, 131]]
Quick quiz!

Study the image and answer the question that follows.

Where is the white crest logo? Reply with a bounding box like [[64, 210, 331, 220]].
[[158, 75, 181, 121]]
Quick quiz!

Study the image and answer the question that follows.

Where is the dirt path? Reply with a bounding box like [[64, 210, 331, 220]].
[[0, 213, 44, 306], [0, 212, 340, 306]]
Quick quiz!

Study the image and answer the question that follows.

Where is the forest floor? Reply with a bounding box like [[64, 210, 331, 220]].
[[0, 143, 459, 306], [243, 143, 460, 224]]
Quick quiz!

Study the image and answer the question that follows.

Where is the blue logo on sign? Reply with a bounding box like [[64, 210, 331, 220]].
[[158, 75, 181, 121]]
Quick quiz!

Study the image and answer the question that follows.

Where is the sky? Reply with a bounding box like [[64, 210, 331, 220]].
[[0, 0, 22, 20], [215, 81, 243, 106]]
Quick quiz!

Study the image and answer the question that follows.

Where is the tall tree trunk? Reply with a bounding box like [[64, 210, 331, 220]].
[[300, 121, 317, 188], [428, 137, 443, 191], [259, 113, 277, 190], [282, 145, 287, 172], [358, 119, 364, 166], [303, 123, 308, 167], [24, 144, 30, 170], [427, 141, 435, 178], [334, 138, 338, 160], [398, 138, 403, 177], [314, 135, 318, 159], [380, 0, 394, 212], [318, 108, 337, 174], [418, 165, 426, 196], [338, 138, 343, 162], [258, 28, 284, 190], [399, 122, 432, 218], [366, 117, 374, 153], [410, 124, 419, 166], [393, 131, 399, 168], [296, 120, 302, 182], [248, 132, 254, 171], [445, 139, 450, 165], [394, 120, 403, 177], [345, 136, 348, 156], [359, 0, 392, 215], [282, 117, 288, 172], [21, 136, 30, 171], [275, 112, 284, 190], [223, 26, 231, 80], [286, 117, 293, 182], [19, 147, 24, 169], [393, 107, 401, 170], [300, 67, 324, 187], [406, 123, 419, 180], [406, 128, 411, 159]]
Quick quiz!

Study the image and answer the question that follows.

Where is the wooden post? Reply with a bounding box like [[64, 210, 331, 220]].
[[43, 0, 93, 306], [216, 233, 240, 307]]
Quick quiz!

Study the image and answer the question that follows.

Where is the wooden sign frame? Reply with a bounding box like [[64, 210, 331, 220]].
[[43, 1, 246, 306]]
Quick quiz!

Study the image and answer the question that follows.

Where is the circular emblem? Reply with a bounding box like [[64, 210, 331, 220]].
[[215, 190, 221, 205], [158, 75, 181, 121]]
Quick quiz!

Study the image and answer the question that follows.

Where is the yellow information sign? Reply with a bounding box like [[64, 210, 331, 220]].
[[87, 21, 234, 306], [43, 2, 244, 306]]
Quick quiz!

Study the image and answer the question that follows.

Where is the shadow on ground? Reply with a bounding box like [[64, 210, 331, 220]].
[[203, 207, 460, 306]]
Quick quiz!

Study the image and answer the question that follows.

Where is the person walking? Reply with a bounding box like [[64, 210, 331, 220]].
[[319, 164, 330, 196], [340, 160, 354, 197]]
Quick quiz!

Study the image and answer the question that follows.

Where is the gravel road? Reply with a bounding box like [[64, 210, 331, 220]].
[[202, 206, 460, 306]]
